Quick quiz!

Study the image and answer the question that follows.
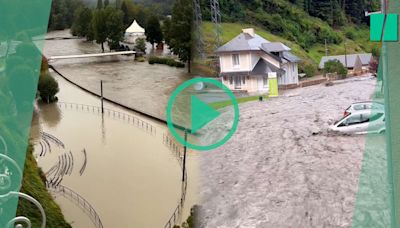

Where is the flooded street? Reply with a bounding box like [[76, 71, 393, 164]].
[[199, 76, 386, 227], [29, 30, 198, 228]]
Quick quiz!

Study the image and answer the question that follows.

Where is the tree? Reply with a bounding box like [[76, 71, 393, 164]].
[[38, 73, 59, 103], [145, 15, 163, 47], [135, 38, 147, 53], [92, 9, 108, 52], [324, 59, 348, 78], [105, 7, 125, 50], [71, 7, 93, 39], [121, 1, 131, 27], [162, 17, 172, 45], [169, 0, 193, 73], [104, 0, 110, 7], [97, 0, 103, 9]]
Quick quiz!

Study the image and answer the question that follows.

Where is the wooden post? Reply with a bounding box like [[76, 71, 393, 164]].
[[100, 80, 104, 114], [182, 129, 188, 182]]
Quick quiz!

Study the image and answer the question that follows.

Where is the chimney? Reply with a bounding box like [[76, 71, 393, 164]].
[[242, 28, 255, 37]]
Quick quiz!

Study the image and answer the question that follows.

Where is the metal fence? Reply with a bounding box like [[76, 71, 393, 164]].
[[48, 184, 104, 228], [162, 134, 189, 228], [57, 102, 157, 136], [162, 134, 183, 165]]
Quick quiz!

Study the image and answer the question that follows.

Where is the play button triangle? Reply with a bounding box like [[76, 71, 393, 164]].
[[191, 95, 221, 134]]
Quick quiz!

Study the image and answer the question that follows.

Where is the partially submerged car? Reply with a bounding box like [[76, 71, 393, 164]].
[[343, 101, 384, 116], [330, 109, 385, 134]]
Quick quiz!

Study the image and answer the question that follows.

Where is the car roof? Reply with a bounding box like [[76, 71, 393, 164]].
[[351, 101, 384, 105], [349, 109, 385, 115]]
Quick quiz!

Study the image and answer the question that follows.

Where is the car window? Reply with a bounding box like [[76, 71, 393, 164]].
[[353, 104, 365, 111], [369, 113, 383, 122], [339, 114, 362, 127]]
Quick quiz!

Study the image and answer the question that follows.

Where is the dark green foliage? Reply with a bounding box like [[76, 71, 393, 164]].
[[199, 0, 378, 50], [134, 37, 147, 53], [17, 146, 71, 228], [92, 9, 108, 51], [324, 59, 348, 77], [38, 72, 59, 103], [145, 15, 164, 46], [97, 0, 103, 9], [169, 0, 193, 72], [92, 7, 125, 51], [48, 0, 84, 30], [121, 1, 131, 27], [148, 56, 185, 68], [104, 7, 125, 50], [71, 7, 93, 40], [300, 63, 317, 77], [162, 17, 172, 45], [104, 0, 109, 7]]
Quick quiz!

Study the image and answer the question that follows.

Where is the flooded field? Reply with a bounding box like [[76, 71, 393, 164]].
[[29, 30, 198, 228], [199, 76, 386, 227], [42, 30, 190, 120], [30, 74, 198, 227]]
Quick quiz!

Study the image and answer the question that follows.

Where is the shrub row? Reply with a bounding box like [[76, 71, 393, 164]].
[[148, 56, 185, 68]]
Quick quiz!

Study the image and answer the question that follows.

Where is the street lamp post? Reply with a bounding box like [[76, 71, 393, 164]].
[[182, 129, 188, 182], [100, 80, 104, 114]]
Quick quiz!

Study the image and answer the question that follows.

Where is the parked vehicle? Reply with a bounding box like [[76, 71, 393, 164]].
[[343, 101, 384, 116], [330, 109, 385, 134]]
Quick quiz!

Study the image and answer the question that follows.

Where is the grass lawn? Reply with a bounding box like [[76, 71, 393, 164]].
[[210, 95, 268, 110], [17, 145, 71, 228]]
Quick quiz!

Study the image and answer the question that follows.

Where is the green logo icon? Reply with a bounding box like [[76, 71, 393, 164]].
[[166, 78, 239, 151], [370, 13, 398, 41]]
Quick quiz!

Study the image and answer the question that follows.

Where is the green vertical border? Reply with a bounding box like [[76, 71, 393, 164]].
[[0, 0, 52, 226]]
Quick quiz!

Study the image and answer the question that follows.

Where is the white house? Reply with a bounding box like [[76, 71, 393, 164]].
[[125, 20, 145, 43], [216, 28, 300, 94]]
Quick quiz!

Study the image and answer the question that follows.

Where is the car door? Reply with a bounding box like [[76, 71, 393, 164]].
[[366, 112, 385, 132], [337, 113, 367, 133]]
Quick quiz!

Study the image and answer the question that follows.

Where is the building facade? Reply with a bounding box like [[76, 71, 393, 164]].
[[216, 28, 300, 95]]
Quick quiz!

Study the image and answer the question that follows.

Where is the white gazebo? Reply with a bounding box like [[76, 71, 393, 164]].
[[125, 20, 145, 43]]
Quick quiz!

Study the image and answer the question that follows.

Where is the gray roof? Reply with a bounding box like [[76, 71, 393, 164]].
[[283, 52, 301, 63], [261, 42, 291, 53], [220, 59, 285, 77], [319, 53, 372, 69], [216, 33, 270, 53]]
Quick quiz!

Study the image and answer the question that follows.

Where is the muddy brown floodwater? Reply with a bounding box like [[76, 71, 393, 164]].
[[42, 30, 190, 120], [200, 76, 384, 227], [29, 30, 198, 228]]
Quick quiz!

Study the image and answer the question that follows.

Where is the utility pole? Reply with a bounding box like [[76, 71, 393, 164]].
[[100, 80, 104, 114], [182, 129, 188, 182], [344, 41, 348, 68], [325, 39, 328, 56]]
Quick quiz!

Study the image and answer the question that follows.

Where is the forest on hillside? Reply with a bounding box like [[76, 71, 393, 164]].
[[200, 0, 380, 50]]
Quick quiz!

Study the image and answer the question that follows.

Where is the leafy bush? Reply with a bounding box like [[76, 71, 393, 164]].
[[38, 73, 59, 103], [300, 63, 317, 77], [148, 56, 185, 68], [324, 59, 347, 78], [135, 38, 147, 53]]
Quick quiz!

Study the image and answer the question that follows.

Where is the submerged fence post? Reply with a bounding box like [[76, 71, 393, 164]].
[[100, 80, 104, 114], [182, 129, 188, 182]]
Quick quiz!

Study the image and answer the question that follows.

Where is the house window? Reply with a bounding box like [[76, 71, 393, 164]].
[[242, 76, 246, 85], [232, 54, 240, 67], [263, 76, 268, 87]]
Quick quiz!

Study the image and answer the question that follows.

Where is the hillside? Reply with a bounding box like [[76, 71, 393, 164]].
[[199, 0, 380, 75]]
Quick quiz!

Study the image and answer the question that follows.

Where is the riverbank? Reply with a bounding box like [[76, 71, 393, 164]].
[[17, 145, 71, 228]]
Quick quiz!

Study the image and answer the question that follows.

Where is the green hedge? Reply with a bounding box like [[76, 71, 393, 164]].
[[148, 56, 185, 68]]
